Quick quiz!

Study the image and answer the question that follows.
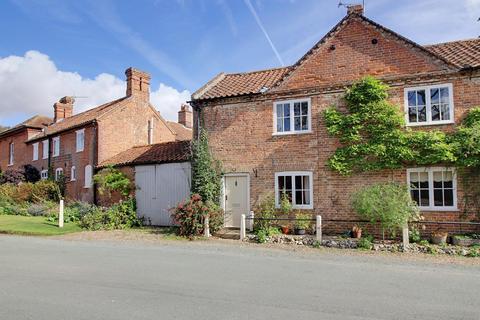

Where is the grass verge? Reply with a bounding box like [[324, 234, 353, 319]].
[[0, 215, 82, 236]]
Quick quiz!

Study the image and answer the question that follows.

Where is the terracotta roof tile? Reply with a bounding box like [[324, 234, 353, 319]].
[[167, 121, 192, 141], [99, 140, 191, 168], [425, 38, 480, 68], [192, 67, 291, 100], [0, 115, 52, 138], [28, 97, 128, 142]]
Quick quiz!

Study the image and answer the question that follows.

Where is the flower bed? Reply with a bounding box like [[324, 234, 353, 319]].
[[244, 234, 480, 257]]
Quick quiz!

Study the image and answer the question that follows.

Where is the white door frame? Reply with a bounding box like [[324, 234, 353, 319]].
[[222, 173, 250, 228]]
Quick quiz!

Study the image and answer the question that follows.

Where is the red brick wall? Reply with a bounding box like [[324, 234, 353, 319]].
[[0, 129, 41, 172], [196, 72, 480, 235], [97, 98, 175, 164]]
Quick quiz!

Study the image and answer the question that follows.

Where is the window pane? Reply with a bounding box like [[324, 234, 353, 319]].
[[302, 175, 310, 191], [295, 191, 303, 205], [303, 189, 310, 205], [411, 190, 420, 205], [294, 116, 301, 131], [431, 105, 440, 121], [278, 176, 285, 190], [409, 107, 418, 123], [408, 91, 416, 106], [443, 171, 453, 188], [295, 176, 302, 190], [433, 171, 442, 188], [276, 104, 283, 117], [284, 118, 290, 131], [440, 87, 449, 103], [285, 176, 292, 190], [420, 190, 430, 206], [277, 119, 283, 132], [434, 189, 443, 206], [430, 88, 439, 104], [418, 106, 427, 122], [444, 189, 454, 206], [410, 172, 419, 188], [417, 90, 426, 105], [302, 116, 308, 130], [283, 104, 290, 117], [419, 172, 429, 188], [294, 103, 301, 116], [301, 102, 308, 115], [441, 104, 450, 120]]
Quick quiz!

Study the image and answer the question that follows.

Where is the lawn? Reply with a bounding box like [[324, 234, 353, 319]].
[[0, 215, 82, 236]]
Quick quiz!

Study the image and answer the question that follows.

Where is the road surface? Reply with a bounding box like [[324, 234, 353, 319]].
[[0, 235, 479, 320]]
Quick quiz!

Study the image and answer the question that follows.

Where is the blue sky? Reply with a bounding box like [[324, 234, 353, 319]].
[[0, 0, 479, 126]]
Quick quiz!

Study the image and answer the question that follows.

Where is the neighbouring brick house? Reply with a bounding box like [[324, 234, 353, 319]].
[[191, 5, 480, 233], [0, 67, 192, 204]]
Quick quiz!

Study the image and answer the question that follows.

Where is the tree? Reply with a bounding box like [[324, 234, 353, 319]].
[[190, 128, 222, 204]]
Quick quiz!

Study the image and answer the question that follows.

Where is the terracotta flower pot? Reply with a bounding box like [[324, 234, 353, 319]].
[[281, 226, 290, 235]]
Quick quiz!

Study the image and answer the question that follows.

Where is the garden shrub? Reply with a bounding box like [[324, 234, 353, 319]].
[[0, 169, 25, 184], [79, 197, 140, 230], [352, 182, 420, 238], [94, 166, 132, 198], [0, 180, 60, 205], [171, 194, 224, 237], [253, 193, 277, 231], [358, 235, 374, 250], [23, 165, 40, 183]]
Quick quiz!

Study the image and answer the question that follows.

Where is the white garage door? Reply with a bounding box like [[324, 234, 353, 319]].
[[135, 162, 191, 226]]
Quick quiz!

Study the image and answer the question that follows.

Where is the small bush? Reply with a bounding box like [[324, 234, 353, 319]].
[[24, 165, 40, 183], [253, 193, 277, 232], [0, 169, 25, 185], [79, 198, 140, 230], [255, 226, 281, 243], [352, 182, 420, 238], [94, 166, 132, 198], [294, 212, 311, 230], [358, 236, 374, 250], [409, 226, 422, 243], [171, 194, 223, 237]]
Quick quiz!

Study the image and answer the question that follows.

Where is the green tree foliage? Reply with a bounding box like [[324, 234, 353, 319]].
[[324, 76, 465, 175], [191, 129, 222, 204], [352, 183, 421, 238]]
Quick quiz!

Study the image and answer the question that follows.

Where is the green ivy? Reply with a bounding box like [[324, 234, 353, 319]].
[[93, 166, 132, 198], [324, 76, 480, 175], [191, 128, 222, 204]]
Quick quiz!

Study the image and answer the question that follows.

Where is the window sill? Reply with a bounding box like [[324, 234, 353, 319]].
[[272, 130, 312, 137], [406, 120, 454, 127], [419, 207, 458, 212], [76, 150, 84, 153], [7, 164, 13, 167]]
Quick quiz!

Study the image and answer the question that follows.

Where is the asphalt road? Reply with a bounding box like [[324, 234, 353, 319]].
[[0, 235, 479, 320]]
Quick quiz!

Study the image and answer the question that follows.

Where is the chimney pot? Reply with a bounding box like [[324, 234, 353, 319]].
[[125, 67, 151, 100], [347, 4, 364, 15], [178, 104, 193, 128]]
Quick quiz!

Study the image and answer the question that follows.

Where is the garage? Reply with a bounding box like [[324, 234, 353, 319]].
[[135, 162, 191, 226], [98, 140, 192, 226]]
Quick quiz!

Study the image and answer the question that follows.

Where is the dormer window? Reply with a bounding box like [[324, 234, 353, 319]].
[[273, 98, 311, 135]]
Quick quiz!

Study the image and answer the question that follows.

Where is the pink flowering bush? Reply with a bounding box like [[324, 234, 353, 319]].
[[171, 194, 223, 237]]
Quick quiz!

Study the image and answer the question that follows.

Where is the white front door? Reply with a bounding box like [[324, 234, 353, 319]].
[[224, 175, 249, 228]]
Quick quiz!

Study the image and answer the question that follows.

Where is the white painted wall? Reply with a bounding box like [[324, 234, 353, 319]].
[[135, 162, 191, 226]]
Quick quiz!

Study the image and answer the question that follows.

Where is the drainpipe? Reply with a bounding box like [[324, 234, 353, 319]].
[[92, 121, 98, 205]]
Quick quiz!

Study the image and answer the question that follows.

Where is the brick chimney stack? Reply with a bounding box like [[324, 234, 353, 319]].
[[178, 104, 193, 128], [347, 4, 364, 15], [54, 96, 74, 123], [125, 67, 150, 100]]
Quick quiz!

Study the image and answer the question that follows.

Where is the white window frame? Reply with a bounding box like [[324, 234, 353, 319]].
[[273, 98, 312, 135], [404, 83, 454, 126], [8, 142, 14, 166], [76, 129, 85, 152], [55, 168, 63, 181], [42, 140, 49, 159], [406, 167, 457, 211], [84, 165, 93, 188], [40, 170, 48, 180], [70, 166, 76, 181], [52, 136, 60, 157], [274, 171, 313, 209], [32, 143, 39, 161]]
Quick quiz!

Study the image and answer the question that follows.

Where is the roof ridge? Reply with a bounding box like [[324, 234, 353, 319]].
[[226, 66, 291, 76], [426, 38, 480, 47]]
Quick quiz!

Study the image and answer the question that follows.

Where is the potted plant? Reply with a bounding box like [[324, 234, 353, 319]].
[[294, 213, 311, 235], [280, 221, 291, 235], [431, 231, 448, 245], [352, 225, 362, 239]]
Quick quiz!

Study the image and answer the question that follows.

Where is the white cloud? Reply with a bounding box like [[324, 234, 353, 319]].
[[0, 50, 190, 125]]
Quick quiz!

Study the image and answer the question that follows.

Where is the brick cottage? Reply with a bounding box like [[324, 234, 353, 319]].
[[190, 5, 480, 233], [0, 67, 192, 203]]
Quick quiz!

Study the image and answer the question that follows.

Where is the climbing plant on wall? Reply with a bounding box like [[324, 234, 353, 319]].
[[323, 76, 475, 175]]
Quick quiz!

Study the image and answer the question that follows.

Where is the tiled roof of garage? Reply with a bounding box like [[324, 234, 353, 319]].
[[98, 140, 191, 168], [425, 38, 480, 68]]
